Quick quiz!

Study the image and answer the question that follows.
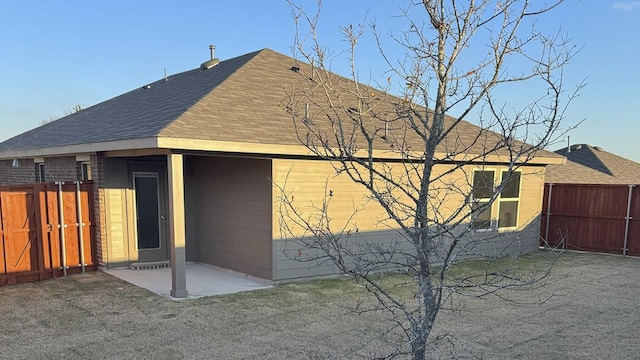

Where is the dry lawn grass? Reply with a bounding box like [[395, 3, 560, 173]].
[[1, 250, 639, 359]]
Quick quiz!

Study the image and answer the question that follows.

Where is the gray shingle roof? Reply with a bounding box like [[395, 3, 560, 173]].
[[545, 144, 640, 184], [0, 48, 562, 163], [0, 50, 261, 151]]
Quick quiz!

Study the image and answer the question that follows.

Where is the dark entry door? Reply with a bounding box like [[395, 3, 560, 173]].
[[132, 170, 168, 262]]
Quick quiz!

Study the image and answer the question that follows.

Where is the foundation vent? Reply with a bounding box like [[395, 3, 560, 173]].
[[130, 261, 171, 270]]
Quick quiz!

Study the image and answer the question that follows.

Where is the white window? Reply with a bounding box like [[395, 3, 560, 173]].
[[497, 171, 520, 228], [472, 170, 494, 229], [471, 170, 521, 230]]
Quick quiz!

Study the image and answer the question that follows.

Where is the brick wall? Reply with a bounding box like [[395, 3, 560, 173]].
[[44, 156, 79, 182], [91, 154, 107, 266], [0, 156, 86, 185], [0, 158, 37, 185]]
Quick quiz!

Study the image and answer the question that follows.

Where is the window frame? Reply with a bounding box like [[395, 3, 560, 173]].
[[496, 170, 521, 229], [471, 169, 496, 231], [470, 169, 522, 231], [78, 161, 91, 181], [35, 162, 45, 183]]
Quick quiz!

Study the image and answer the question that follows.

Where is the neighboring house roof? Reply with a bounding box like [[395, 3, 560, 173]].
[[545, 144, 640, 184], [0, 48, 562, 164]]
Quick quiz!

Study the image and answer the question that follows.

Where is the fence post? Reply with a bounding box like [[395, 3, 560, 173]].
[[0, 189, 5, 284], [544, 183, 554, 249], [75, 181, 86, 273], [622, 184, 634, 256], [33, 184, 48, 281], [56, 182, 67, 276]]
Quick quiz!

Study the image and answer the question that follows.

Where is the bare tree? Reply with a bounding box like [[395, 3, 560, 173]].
[[280, 1, 580, 359]]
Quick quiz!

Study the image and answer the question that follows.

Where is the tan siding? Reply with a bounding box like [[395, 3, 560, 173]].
[[105, 188, 129, 266], [190, 156, 272, 279], [102, 158, 131, 268], [272, 159, 387, 237], [272, 159, 546, 281], [272, 160, 479, 237], [517, 166, 546, 229]]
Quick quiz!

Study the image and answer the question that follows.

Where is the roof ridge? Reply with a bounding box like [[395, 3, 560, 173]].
[[584, 146, 614, 176], [157, 50, 268, 137], [590, 145, 640, 180], [554, 145, 613, 176]]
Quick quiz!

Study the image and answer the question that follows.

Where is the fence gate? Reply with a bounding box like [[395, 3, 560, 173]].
[[0, 186, 42, 284], [0, 182, 96, 286]]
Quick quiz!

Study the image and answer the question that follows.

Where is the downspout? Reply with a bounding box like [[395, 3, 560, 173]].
[[75, 181, 86, 273], [622, 184, 634, 256], [544, 183, 554, 249], [56, 182, 67, 276]]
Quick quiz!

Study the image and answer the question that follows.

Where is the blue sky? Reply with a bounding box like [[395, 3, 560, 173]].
[[1, 1, 638, 160]]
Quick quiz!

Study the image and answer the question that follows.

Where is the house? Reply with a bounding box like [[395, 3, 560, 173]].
[[545, 144, 640, 184], [0, 48, 564, 297]]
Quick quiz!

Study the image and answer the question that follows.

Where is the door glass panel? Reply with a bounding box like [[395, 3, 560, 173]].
[[134, 175, 160, 249]]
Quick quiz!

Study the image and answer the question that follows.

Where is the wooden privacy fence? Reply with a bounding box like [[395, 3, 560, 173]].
[[0, 181, 96, 285], [540, 183, 640, 256]]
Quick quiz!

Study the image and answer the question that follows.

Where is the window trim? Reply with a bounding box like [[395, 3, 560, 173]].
[[35, 162, 45, 183], [471, 169, 496, 231], [78, 161, 91, 181], [470, 168, 522, 231], [497, 170, 521, 229]]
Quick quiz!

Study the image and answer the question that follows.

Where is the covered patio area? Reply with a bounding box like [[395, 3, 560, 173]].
[[96, 152, 274, 299], [105, 262, 272, 300]]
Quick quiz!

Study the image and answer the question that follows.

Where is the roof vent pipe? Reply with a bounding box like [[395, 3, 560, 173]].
[[567, 136, 570, 153], [200, 44, 220, 70]]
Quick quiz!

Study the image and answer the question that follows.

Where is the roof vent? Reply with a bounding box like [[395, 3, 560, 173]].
[[200, 45, 220, 70], [573, 144, 582, 150], [593, 146, 602, 151], [290, 66, 300, 72]]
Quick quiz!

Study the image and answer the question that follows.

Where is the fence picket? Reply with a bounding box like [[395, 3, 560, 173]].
[[0, 181, 96, 285], [0, 192, 6, 285], [541, 183, 640, 256]]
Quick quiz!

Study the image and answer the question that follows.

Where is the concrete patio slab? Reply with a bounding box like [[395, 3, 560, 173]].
[[105, 262, 272, 300]]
